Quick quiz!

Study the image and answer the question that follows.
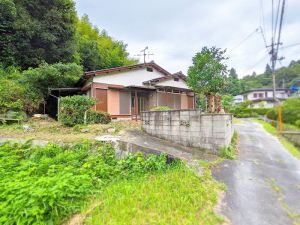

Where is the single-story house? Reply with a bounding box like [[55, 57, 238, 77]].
[[50, 61, 195, 120]]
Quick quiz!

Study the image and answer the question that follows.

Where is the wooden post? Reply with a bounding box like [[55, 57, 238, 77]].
[[165, 89, 168, 106], [135, 90, 138, 121], [194, 93, 196, 109]]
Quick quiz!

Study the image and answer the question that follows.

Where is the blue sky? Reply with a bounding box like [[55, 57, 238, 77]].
[[74, 0, 300, 78]]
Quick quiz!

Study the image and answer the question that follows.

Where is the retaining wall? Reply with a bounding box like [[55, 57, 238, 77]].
[[141, 109, 234, 154]]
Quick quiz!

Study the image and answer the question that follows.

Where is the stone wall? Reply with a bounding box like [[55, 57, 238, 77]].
[[141, 109, 234, 154]]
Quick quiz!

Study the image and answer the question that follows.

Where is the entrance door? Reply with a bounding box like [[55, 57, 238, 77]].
[[96, 89, 107, 111]]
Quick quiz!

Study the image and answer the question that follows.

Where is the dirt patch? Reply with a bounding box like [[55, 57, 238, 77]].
[[0, 119, 141, 143]]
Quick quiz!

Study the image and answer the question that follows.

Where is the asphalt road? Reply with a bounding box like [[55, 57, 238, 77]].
[[211, 119, 300, 225]]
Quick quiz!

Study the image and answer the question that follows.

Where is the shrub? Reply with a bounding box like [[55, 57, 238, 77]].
[[0, 141, 176, 224], [58, 95, 98, 126], [242, 108, 270, 115], [267, 108, 278, 120], [87, 111, 111, 124], [229, 109, 234, 114], [280, 97, 300, 125], [239, 100, 252, 109], [243, 113, 250, 118], [234, 106, 241, 116], [251, 112, 259, 117], [151, 106, 171, 111], [295, 120, 300, 127], [236, 114, 242, 118]]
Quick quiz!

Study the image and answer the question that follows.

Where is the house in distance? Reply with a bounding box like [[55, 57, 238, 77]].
[[50, 61, 195, 120]]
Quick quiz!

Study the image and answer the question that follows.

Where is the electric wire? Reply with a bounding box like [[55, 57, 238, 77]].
[[224, 28, 259, 59], [242, 50, 269, 75]]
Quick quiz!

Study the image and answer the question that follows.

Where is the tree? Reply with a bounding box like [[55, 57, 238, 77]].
[[187, 46, 228, 113], [76, 14, 138, 71], [19, 62, 83, 99], [221, 95, 234, 110], [1, 0, 78, 69], [252, 71, 257, 76], [264, 64, 272, 77]]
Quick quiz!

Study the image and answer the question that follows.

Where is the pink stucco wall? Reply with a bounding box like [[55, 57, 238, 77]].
[[107, 90, 120, 115]]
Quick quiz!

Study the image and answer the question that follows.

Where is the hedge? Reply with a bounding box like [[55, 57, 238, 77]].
[[266, 97, 300, 127], [230, 108, 271, 115], [87, 111, 111, 124]]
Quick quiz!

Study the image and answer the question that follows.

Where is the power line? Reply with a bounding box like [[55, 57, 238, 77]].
[[224, 28, 259, 58], [275, 0, 286, 66], [242, 50, 269, 75], [282, 42, 300, 49], [273, 0, 281, 41]]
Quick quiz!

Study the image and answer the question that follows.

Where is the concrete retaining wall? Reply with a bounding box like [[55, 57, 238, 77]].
[[263, 117, 300, 147], [141, 109, 234, 154]]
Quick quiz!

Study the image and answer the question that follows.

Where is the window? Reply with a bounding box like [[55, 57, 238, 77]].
[[243, 95, 248, 100], [258, 93, 263, 98], [157, 88, 165, 92], [253, 93, 257, 98], [147, 67, 153, 72], [174, 77, 179, 82]]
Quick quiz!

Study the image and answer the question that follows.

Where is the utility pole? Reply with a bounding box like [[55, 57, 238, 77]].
[[271, 37, 276, 100], [135, 46, 154, 63]]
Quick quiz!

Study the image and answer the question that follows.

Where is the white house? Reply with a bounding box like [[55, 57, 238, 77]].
[[234, 95, 243, 105], [51, 61, 195, 120], [238, 88, 292, 108]]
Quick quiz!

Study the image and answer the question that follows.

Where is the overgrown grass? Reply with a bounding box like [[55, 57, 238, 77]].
[[85, 166, 226, 224], [0, 119, 141, 143], [252, 119, 300, 161], [0, 140, 171, 224], [220, 130, 238, 159], [234, 119, 243, 124]]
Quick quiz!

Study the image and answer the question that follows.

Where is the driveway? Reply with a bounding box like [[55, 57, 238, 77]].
[[212, 119, 300, 225]]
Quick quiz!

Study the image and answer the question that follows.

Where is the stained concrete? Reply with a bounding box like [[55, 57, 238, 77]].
[[212, 119, 300, 225], [119, 129, 220, 171]]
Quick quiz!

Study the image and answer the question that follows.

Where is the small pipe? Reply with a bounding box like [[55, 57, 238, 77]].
[[276, 99, 282, 134]]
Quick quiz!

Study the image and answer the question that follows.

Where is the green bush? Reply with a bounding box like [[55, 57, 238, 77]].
[[151, 106, 171, 111], [234, 106, 241, 116], [58, 95, 98, 127], [295, 120, 300, 127], [0, 140, 177, 224], [243, 113, 250, 118], [251, 112, 259, 118], [229, 109, 234, 114], [87, 111, 111, 124], [267, 108, 278, 120], [236, 114, 242, 118], [241, 108, 270, 115]]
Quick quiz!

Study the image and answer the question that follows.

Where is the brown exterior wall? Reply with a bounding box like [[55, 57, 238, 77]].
[[107, 90, 120, 115], [181, 94, 188, 109]]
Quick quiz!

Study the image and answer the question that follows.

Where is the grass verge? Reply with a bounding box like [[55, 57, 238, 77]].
[[85, 166, 226, 225], [234, 119, 243, 124], [219, 130, 239, 160], [252, 119, 300, 161]]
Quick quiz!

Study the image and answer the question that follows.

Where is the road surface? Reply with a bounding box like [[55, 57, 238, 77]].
[[212, 119, 300, 225]]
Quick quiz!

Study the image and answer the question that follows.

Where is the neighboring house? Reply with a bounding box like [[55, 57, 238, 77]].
[[234, 95, 243, 105], [50, 61, 195, 120], [237, 88, 292, 108]]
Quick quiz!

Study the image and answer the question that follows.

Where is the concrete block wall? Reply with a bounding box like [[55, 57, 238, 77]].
[[141, 109, 234, 154]]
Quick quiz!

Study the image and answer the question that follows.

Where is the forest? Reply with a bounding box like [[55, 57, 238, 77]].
[[0, 0, 137, 114]]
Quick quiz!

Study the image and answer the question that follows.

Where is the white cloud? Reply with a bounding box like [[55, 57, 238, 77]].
[[74, 0, 300, 78]]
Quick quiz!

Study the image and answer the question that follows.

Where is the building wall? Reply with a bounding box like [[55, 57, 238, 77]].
[[92, 67, 165, 87], [181, 94, 188, 109], [107, 90, 120, 115], [141, 110, 234, 153], [243, 90, 289, 101], [155, 77, 189, 89]]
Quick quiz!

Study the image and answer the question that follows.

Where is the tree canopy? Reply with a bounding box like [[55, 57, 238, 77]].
[[187, 46, 228, 112]]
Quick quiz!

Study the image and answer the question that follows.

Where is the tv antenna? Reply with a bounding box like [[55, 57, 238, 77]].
[[135, 46, 154, 63]]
